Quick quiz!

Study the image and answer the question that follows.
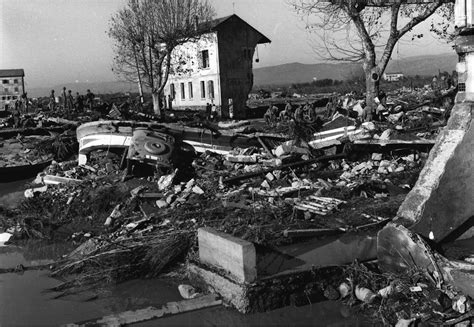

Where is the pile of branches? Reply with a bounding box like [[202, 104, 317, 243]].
[[49, 230, 191, 295]]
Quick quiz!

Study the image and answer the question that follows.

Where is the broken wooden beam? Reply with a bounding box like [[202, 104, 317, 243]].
[[63, 294, 222, 327], [222, 153, 346, 184], [283, 228, 345, 238]]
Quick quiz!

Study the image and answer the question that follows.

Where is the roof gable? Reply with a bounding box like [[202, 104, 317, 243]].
[[198, 14, 270, 44]]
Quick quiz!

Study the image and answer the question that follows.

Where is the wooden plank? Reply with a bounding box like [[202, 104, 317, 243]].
[[64, 294, 222, 327], [283, 228, 345, 238], [138, 192, 164, 199]]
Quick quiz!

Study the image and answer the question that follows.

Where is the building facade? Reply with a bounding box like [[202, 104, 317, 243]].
[[0, 69, 25, 110], [163, 15, 270, 119], [383, 72, 404, 82]]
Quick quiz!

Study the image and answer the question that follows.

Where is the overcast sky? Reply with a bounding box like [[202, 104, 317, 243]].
[[1, 0, 453, 89]]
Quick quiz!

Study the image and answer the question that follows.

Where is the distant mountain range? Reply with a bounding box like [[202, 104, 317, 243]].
[[253, 53, 457, 87], [27, 53, 458, 97]]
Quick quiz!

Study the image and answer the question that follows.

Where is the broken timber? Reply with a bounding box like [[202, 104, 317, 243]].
[[63, 294, 222, 327], [223, 153, 345, 184]]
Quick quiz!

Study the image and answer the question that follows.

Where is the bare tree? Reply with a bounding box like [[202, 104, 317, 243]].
[[291, 0, 453, 114], [108, 0, 215, 117]]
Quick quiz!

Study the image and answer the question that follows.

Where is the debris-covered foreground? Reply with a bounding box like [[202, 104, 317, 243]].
[[0, 86, 472, 326]]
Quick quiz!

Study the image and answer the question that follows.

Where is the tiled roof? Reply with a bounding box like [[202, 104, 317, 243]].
[[0, 69, 25, 78]]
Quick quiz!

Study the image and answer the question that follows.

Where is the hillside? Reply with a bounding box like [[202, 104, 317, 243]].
[[253, 62, 364, 86], [26, 54, 458, 97], [253, 53, 457, 87]]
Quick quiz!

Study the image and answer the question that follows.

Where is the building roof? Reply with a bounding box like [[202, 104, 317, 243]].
[[198, 14, 271, 44], [385, 72, 403, 75], [0, 69, 25, 78]]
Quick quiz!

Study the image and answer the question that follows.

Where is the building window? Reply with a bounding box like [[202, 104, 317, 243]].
[[2, 80, 8, 84], [170, 83, 175, 100], [13, 79, 18, 84], [207, 80, 214, 99], [1, 96, 5, 100], [201, 50, 209, 68], [188, 82, 193, 99], [180, 83, 185, 99], [14, 87, 19, 92], [3, 88, 8, 93], [12, 96, 17, 100], [200, 81, 206, 99]]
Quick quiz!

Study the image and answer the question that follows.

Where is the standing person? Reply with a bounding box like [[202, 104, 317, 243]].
[[13, 101, 21, 128], [61, 87, 67, 109], [75, 92, 84, 112], [284, 101, 293, 116], [294, 104, 303, 122], [205, 103, 211, 120], [48, 90, 56, 111], [65, 90, 74, 111], [211, 104, 218, 121], [21, 93, 28, 114], [264, 104, 275, 126], [86, 89, 95, 110]]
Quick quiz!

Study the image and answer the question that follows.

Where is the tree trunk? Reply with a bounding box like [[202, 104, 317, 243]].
[[152, 91, 162, 118], [364, 65, 379, 122]]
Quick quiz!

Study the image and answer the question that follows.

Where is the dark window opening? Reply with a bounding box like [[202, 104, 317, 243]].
[[200, 81, 206, 98], [13, 79, 18, 84], [180, 83, 185, 99], [188, 82, 193, 99], [207, 80, 214, 99], [201, 50, 209, 68], [170, 83, 175, 100], [2, 80, 8, 84]]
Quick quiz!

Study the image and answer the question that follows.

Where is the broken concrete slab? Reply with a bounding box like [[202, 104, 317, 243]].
[[377, 223, 474, 298], [197, 227, 257, 283], [396, 103, 474, 242]]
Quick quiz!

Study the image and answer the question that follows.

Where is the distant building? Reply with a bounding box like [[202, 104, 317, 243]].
[[0, 69, 25, 110], [163, 14, 270, 119], [383, 72, 404, 82]]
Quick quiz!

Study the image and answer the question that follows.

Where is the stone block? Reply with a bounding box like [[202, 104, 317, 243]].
[[198, 227, 257, 283]]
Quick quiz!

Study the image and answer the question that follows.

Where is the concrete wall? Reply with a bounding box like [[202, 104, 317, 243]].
[[396, 103, 474, 241], [164, 33, 221, 110]]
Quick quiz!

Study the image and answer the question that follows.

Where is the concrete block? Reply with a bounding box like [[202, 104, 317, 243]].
[[198, 227, 257, 283], [188, 263, 250, 313]]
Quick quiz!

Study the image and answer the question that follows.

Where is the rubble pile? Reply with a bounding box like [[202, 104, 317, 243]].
[[0, 135, 54, 167], [322, 262, 473, 326], [0, 83, 471, 324]]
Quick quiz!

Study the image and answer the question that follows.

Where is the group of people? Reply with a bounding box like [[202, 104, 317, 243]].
[[264, 101, 319, 126], [205, 102, 219, 121], [48, 87, 95, 112]]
